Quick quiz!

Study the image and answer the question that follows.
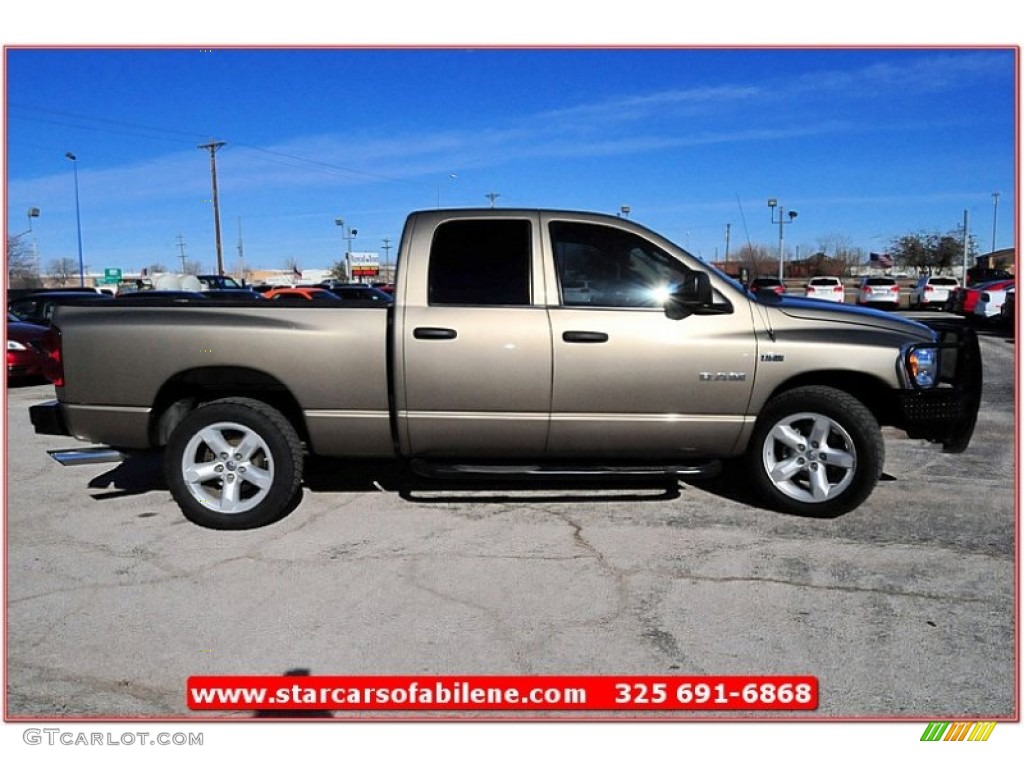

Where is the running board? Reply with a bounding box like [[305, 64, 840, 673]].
[[48, 447, 126, 466], [410, 459, 721, 480]]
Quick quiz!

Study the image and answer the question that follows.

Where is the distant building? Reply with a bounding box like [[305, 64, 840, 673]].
[[976, 247, 1015, 274]]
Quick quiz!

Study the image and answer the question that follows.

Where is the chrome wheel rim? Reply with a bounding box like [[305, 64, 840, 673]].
[[180, 421, 275, 514], [761, 411, 857, 503]]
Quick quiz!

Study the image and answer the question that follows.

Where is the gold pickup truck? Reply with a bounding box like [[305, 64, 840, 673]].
[[31, 209, 982, 529]]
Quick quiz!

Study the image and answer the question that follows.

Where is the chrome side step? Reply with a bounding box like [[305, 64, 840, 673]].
[[410, 459, 722, 480], [48, 447, 126, 466]]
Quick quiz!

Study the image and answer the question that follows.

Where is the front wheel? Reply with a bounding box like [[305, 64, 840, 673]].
[[164, 397, 304, 529], [747, 386, 883, 517]]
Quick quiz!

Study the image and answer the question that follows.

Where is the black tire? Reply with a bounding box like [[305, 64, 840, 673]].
[[746, 386, 883, 517], [164, 397, 304, 529]]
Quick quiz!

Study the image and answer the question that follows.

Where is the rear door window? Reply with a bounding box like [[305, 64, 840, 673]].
[[427, 219, 532, 306]]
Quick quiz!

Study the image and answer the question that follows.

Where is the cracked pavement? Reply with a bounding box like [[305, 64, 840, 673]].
[[4, 330, 1015, 719]]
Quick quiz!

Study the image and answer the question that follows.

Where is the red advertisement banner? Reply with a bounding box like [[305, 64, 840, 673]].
[[187, 675, 818, 712]]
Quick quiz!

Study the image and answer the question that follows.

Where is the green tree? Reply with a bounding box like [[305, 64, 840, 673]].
[[889, 229, 971, 275], [327, 259, 349, 282]]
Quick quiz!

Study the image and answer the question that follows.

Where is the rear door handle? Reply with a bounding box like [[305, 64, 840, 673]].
[[413, 327, 458, 340], [562, 331, 609, 344]]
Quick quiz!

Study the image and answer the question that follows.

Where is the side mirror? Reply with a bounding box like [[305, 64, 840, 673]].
[[665, 272, 712, 320]]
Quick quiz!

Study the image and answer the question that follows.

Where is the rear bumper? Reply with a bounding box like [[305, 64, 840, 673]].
[[897, 322, 982, 453], [30, 400, 71, 437]]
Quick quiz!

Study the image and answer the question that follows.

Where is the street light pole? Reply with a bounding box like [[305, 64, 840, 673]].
[[65, 153, 85, 286], [768, 198, 798, 282], [335, 218, 358, 282], [991, 191, 1000, 254], [961, 209, 970, 282], [436, 173, 458, 208]]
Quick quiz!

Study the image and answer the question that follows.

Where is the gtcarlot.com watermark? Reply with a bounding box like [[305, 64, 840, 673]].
[[23, 728, 203, 747]]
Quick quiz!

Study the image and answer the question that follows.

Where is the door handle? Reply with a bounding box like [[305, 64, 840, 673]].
[[413, 327, 458, 340], [562, 331, 609, 344]]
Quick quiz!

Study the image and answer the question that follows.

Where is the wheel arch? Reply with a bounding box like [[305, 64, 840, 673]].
[[149, 366, 309, 448], [759, 370, 899, 429]]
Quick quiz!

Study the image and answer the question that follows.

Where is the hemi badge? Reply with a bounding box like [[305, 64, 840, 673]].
[[698, 372, 748, 382]]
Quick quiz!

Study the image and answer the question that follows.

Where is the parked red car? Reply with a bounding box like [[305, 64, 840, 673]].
[[6, 312, 48, 382], [263, 287, 341, 302], [949, 279, 1014, 316]]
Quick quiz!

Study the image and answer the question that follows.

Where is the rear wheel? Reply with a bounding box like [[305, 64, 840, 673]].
[[747, 386, 883, 517], [164, 397, 303, 529]]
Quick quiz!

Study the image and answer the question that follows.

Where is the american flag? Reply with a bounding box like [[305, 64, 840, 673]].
[[869, 252, 893, 268]]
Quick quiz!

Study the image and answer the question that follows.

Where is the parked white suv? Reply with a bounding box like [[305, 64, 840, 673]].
[[910, 276, 959, 310], [804, 276, 845, 303], [857, 277, 900, 310]]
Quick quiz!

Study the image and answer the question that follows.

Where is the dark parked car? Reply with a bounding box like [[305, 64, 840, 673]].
[[197, 274, 244, 290], [202, 289, 265, 300], [748, 277, 786, 296], [8, 291, 114, 326], [966, 267, 1012, 286], [999, 287, 1015, 334], [115, 291, 209, 303], [320, 283, 394, 303], [6, 312, 48, 383]]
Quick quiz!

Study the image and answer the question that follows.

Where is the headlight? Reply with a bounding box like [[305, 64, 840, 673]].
[[907, 347, 937, 388], [7, 340, 28, 351]]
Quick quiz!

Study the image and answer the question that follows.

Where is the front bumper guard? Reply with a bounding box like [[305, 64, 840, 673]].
[[898, 322, 983, 453]]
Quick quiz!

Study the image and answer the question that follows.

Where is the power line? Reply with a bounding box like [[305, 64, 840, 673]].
[[10, 101, 436, 190]]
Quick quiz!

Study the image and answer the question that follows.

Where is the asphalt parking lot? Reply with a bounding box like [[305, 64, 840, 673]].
[[4, 319, 1016, 719]]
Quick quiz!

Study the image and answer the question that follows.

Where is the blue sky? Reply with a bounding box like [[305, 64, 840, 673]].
[[4, 47, 1017, 276]]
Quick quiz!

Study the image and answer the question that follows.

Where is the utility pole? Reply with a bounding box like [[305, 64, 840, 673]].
[[382, 238, 392, 282], [65, 152, 85, 286], [237, 217, 245, 277], [198, 141, 226, 276], [991, 192, 1000, 254], [724, 222, 732, 263], [961, 209, 970, 282], [176, 234, 188, 272], [485, 192, 501, 208]]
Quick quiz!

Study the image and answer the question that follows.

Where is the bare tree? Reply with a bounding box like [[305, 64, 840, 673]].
[[47, 257, 80, 286], [6, 236, 42, 289], [812, 234, 863, 277], [733, 243, 777, 279]]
